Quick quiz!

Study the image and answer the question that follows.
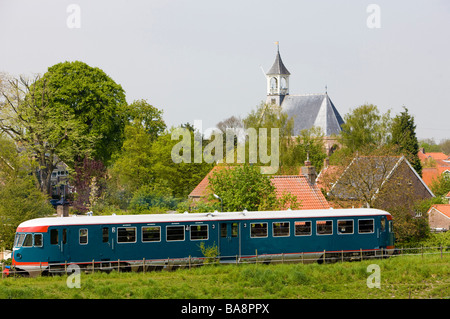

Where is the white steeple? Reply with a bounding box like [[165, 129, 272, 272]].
[[266, 42, 290, 106]]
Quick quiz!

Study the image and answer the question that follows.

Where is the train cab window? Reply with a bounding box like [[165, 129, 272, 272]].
[[34, 234, 43, 247], [50, 229, 58, 245], [381, 217, 386, 232], [317, 220, 333, 235], [117, 227, 136, 243], [273, 222, 290, 237], [79, 229, 88, 245], [295, 221, 311, 236], [190, 225, 208, 240], [142, 226, 161, 242], [337, 220, 354, 234], [250, 223, 268, 238], [358, 219, 374, 234], [102, 227, 109, 243], [23, 234, 33, 247], [166, 225, 185, 241]]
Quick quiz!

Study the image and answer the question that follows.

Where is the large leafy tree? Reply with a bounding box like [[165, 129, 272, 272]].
[[0, 62, 127, 195], [340, 104, 391, 152], [36, 61, 127, 164], [390, 107, 422, 176]]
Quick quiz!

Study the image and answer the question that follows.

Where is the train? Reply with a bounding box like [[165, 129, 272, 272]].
[[9, 208, 395, 276]]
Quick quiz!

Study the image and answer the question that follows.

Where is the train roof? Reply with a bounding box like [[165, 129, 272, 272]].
[[17, 208, 391, 229]]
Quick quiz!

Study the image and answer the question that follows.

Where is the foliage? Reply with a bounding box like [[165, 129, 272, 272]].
[[72, 157, 107, 213], [208, 164, 281, 212], [430, 174, 450, 197], [390, 107, 422, 176], [128, 184, 180, 213], [0, 176, 54, 249], [198, 242, 219, 264], [37, 61, 127, 165], [340, 104, 392, 152]]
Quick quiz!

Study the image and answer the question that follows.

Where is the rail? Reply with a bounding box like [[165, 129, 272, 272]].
[[2, 246, 449, 277]]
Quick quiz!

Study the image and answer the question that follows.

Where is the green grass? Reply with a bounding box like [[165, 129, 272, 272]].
[[1, 254, 449, 299]]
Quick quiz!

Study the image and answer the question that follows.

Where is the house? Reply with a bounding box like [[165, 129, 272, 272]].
[[188, 163, 330, 210], [264, 46, 344, 154], [418, 148, 450, 188], [326, 156, 434, 210], [427, 204, 450, 232]]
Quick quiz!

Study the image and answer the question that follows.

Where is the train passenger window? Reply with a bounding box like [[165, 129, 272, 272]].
[[337, 220, 353, 234], [102, 227, 109, 243], [166, 226, 185, 241], [273, 222, 290, 237], [190, 225, 208, 240], [142, 226, 161, 242], [295, 221, 311, 236], [358, 219, 374, 234], [79, 229, 88, 245], [34, 234, 43, 247], [220, 224, 227, 238], [23, 234, 33, 247], [317, 220, 333, 235], [231, 223, 238, 237], [50, 229, 58, 245], [250, 223, 268, 238], [117, 227, 136, 243]]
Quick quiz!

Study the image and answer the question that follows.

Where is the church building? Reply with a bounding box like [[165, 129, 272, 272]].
[[265, 46, 345, 140]]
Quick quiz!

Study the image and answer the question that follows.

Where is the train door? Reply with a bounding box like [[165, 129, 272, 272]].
[[219, 222, 240, 260], [379, 216, 387, 248], [100, 225, 115, 261], [48, 227, 69, 263]]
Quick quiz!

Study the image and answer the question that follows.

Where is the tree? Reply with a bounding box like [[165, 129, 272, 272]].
[[0, 74, 94, 195], [208, 164, 278, 211], [390, 107, 422, 176], [0, 176, 53, 249], [35, 61, 127, 165], [0, 62, 127, 195], [340, 104, 391, 152]]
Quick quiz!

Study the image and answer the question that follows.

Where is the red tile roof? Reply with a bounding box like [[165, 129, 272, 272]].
[[418, 150, 449, 161], [428, 204, 450, 219], [270, 175, 330, 210], [189, 166, 330, 210]]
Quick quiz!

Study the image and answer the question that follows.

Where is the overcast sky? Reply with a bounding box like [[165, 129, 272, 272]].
[[1, 0, 449, 142]]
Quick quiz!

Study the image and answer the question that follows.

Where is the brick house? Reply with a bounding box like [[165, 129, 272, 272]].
[[427, 204, 450, 232], [324, 156, 434, 211]]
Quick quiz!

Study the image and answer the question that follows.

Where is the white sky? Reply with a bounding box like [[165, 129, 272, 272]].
[[1, 0, 449, 142]]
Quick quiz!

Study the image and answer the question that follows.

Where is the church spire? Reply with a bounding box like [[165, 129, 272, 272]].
[[266, 43, 290, 106]]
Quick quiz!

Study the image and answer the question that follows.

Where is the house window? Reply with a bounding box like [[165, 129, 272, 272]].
[[166, 225, 185, 242], [295, 221, 311, 236], [142, 226, 160, 242], [117, 227, 136, 243], [250, 223, 268, 238], [79, 229, 88, 245], [358, 219, 374, 234], [190, 225, 208, 240], [338, 220, 354, 234], [273, 222, 290, 237], [317, 220, 333, 235]]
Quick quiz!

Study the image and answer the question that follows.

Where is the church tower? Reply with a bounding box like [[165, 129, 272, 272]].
[[266, 43, 290, 106]]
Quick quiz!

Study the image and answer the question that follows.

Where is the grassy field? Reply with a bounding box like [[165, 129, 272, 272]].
[[1, 254, 449, 299]]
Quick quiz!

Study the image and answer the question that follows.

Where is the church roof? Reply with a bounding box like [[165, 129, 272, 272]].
[[281, 93, 344, 136], [266, 50, 290, 75]]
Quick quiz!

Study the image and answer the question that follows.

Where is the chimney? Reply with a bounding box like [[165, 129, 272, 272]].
[[301, 160, 317, 185]]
